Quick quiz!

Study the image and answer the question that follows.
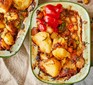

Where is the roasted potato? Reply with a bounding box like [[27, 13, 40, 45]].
[[53, 37, 66, 46], [40, 53, 48, 60], [52, 48, 70, 60], [59, 60, 77, 78], [46, 26, 53, 34], [5, 22, 17, 36], [13, 0, 33, 10], [61, 58, 66, 67], [3, 32, 14, 45], [51, 32, 58, 39], [0, 20, 5, 29], [39, 58, 61, 77], [1, 28, 8, 39], [63, 60, 76, 70], [32, 32, 52, 53], [76, 57, 85, 69], [0, 0, 12, 13], [83, 0, 89, 4], [0, 38, 10, 50], [4, 11, 18, 21]]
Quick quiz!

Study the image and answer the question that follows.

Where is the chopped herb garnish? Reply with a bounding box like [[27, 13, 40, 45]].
[[58, 22, 66, 31]]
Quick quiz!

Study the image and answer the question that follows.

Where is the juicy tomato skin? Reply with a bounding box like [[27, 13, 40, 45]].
[[38, 23, 46, 31], [68, 24, 74, 29], [44, 15, 58, 28], [55, 4, 63, 13], [68, 24, 74, 32], [45, 4, 59, 19]]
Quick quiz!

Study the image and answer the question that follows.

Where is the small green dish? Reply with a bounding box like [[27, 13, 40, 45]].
[[30, 1, 91, 84], [0, 0, 38, 58]]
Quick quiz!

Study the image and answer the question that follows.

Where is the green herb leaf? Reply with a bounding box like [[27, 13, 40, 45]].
[[58, 22, 66, 31]]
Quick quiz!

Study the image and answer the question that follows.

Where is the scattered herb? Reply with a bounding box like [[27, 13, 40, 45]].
[[58, 22, 66, 31]]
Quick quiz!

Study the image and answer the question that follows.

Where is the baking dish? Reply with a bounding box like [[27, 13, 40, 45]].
[[0, 0, 38, 58], [30, 1, 91, 84]]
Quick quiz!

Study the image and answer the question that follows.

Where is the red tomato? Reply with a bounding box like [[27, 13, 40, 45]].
[[44, 15, 58, 28], [53, 27, 58, 32], [36, 18, 44, 24], [55, 4, 63, 13], [45, 4, 59, 19], [68, 24, 74, 29], [68, 24, 74, 32], [58, 19, 62, 24], [38, 23, 46, 31]]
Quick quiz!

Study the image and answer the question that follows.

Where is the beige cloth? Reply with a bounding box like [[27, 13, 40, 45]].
[[0, 0, 93, 85]]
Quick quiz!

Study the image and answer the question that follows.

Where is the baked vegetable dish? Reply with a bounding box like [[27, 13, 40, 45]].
[[31, 4, 85, 79], [31, 3, 86, 81], [0, 0, 33, 50]]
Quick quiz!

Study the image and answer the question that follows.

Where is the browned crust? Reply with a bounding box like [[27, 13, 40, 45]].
[[0, 0, 12, 13]]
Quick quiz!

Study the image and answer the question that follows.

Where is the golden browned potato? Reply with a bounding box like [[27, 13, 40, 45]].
[[51, 32, 58, 39], [53, 37, 66, 46], [32, 32, 52, 53], [5, 22, 17, 36], [0, 20, 5, 29], [0, 39, 10, 50], [52, 48, 70, 60], [71, 16, 77, 23], [76, 57, 85, 69], [0, 0, 12, 13], [46, 26, 53, 34], [61, 58, 66, 67], [63, 60, 76, 70], [3, 32, 14, 45], [4, 11, 18, 21], [52, 36, 67, 49], [83, 0, 89, 4], [1, 28, 8, 39], [40, 53, 48, 60], [59, 60, 77, 78], [13, 0, 33, 10], [39, 58, 61, 77]]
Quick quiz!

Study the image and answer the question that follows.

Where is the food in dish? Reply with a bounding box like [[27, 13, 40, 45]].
[[0, 0, 33, 50], [13, 0, 33, 10], [31, 3, 85, 80], [83, 0, 89, 4], [0, 0, 12, 13]]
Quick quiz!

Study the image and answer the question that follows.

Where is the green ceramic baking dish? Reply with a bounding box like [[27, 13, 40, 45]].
[[30, 1, 91, 84], [0, 0, 38, 58]]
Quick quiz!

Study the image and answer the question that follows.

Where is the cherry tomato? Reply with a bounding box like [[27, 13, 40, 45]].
[[44, 15, 58, 28], [55, 4, 63, 13], [45, 4, 59, 19], [38, 23, 46, 31], [68, 24, 74, 29], [68, 24, 74, 32], [36, 18, 44, 24]]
